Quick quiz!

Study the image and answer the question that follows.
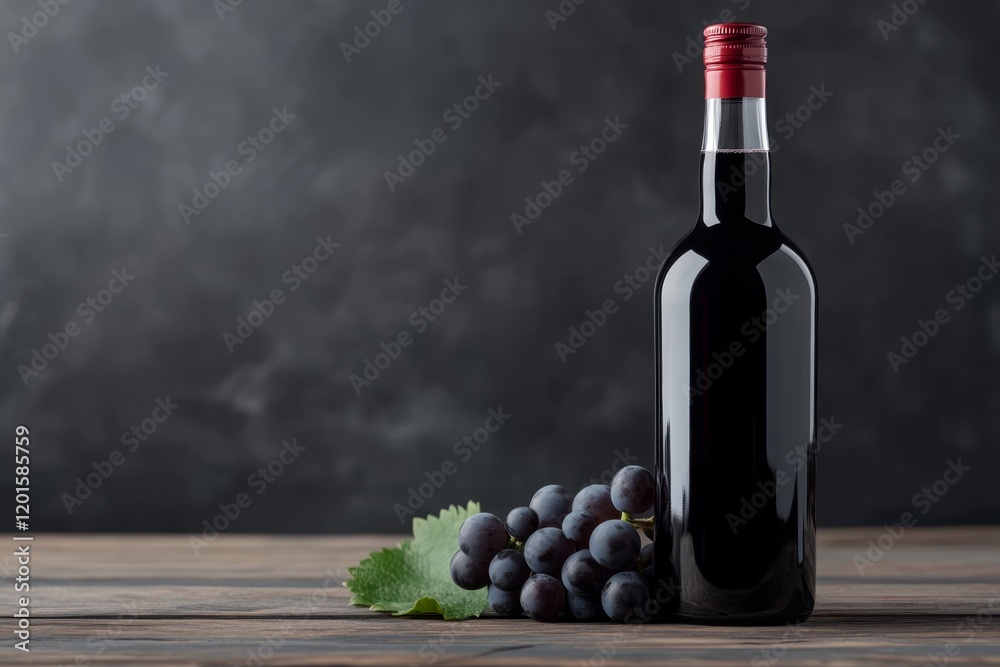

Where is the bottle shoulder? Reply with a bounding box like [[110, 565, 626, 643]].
[[655, 222, 817, 298]]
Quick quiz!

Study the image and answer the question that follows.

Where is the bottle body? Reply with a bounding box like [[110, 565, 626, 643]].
[[652, 60, 818, 622], [653, 186, 817, 623]]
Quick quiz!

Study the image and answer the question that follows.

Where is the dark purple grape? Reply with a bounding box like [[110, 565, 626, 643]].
[[458, 512, 509, 562], [601, 571, 651, 623], [505, 506, 539, 542], [610, 465, 655, 514], [562, 510, 597, 545], [489, 549, 530, 592], [529, 484, 573, 528], [639, 543, 654, 568], [449, 550, 490, 590], [589, 520, 641, 570], [523, 527, 576, 577], [567, 593, 606, 621], [488, 584, 522, 617], [520, 574, 565, 621], [561, 549, 612, 597], [572, 484, 620, 523]]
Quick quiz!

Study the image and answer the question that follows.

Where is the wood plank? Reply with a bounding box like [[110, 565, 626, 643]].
[[18, 581, 999, 619], [0, 528, 997, 665], [9, 616, 1000, 666]]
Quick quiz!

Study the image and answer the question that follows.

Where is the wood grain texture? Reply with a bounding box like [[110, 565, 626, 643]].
[[2, 527, 998, 665]]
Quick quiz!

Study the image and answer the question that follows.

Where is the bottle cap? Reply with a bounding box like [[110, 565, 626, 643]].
[[703, 23, 767, 99]]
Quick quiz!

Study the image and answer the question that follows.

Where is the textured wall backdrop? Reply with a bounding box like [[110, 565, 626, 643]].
[[0, 0, 996, 533]]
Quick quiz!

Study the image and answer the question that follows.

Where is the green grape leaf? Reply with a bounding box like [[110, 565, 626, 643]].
[[346, 501, 489, 620]]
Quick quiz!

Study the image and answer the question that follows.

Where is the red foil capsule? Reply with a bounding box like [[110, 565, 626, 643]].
[[703, 22, 767, 99]]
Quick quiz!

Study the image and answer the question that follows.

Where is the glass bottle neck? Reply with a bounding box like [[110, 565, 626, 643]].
[[699, 97, 772, 227]]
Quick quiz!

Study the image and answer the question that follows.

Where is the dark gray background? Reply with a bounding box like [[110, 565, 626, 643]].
[[1, 0, 996, 533]]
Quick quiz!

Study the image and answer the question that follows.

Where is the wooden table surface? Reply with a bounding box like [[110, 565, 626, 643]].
[[3, 527, 999, 666]]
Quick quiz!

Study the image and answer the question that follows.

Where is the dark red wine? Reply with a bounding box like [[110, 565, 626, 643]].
[[653, 24, 817, 624]]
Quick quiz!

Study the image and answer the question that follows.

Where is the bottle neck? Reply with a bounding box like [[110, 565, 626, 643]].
[[699, 97, 772, 227]]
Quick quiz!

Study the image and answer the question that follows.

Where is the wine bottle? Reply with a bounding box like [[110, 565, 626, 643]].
[[653, 23, 817, 624]]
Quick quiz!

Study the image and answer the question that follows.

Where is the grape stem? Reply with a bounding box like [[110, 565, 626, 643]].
[[622, 513, 655, 531]]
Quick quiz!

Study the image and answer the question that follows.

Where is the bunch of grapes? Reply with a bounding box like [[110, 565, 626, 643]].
[[450, 465, 656, 623]]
